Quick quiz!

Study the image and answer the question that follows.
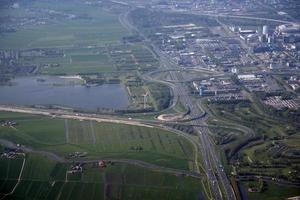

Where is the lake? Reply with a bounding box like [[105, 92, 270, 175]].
[[0, 76, 129, 110]]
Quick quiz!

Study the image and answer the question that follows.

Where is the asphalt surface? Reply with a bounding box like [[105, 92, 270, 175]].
[[0, 6, 298, 200], [159, 53, 236, 200], [114, 10, 236, 200]]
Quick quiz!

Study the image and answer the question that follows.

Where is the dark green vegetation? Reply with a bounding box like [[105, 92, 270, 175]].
[[0, 157, 23, 194], [147, 83, 171, 111], [0, 153, 207, 200], [129, 8, 218, 30], [0, 112, 194, 170], [204, 99, 300, 183], [241, 180, 300, 200], [218, 16, 282, 26], [124, 76, 171, 112]]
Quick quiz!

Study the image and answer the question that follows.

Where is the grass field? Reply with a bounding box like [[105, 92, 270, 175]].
[[0, 157, 24, 180], [0, 112, 195, 170], [205, 100, 300, 183], [241, 181, 300, 200], [0, 1, 129, 49], [39, 47, 116, 75], [30, 43, 158, 75], [0, 2, 161, 76], [50, 119, 195, 170], [108, 44, 158, 72], [0, 1, 132, 75], [0, 115, 65, 147], [0, 153, 207, 200]]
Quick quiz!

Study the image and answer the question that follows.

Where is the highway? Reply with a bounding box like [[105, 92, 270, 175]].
[[0, 3, 298, 200], [159, 52, 236, 200], [120, 10, 237, 200], [0, 10, 238, 200], [120, 8, 300, 199], [2, 7, 280, 200]]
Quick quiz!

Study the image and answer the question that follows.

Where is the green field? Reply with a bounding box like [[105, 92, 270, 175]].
[[108, 44, 159, 72], [204, 100, 300, 183], [32, 44, 158, 75], [0, 0, 130, 76], [0, 111, 205, 199], [39, 47, 116, 75], [0, 2, 162, 76], [0, 112, 195, 170], [0, 153, 207, 200], [0, 157, 24, 180], [0, 1, 129, 49], [241, 181, 300, 200]]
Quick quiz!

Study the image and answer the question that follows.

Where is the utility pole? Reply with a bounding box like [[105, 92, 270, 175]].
[[142, 92, 149, 109]]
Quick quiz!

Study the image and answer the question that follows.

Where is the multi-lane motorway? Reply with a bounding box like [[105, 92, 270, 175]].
[[120, 9, 237, 200], [159, 51, 236, 200]]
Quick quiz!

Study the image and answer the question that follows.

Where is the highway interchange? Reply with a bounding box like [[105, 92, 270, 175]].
[[0, 8, 242, 200], [158, 51, 236, 200], [120, 10, 236, 199], [1, 4, 299, 200], [0, 10, 236, 200]]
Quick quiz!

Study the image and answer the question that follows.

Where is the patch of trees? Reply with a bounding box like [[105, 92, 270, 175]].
[[116, 107, 154, 114], [227, 136, 262, 160], [168, 124, 196, 135], [0, 75, 12, 85], [255, 91, 296, 100], [259, 103, 300, 129], [129, 8, 219, 29], [122, 35, 143, 43], [84, 77, 121, 85], [147, 83, 171, 111]]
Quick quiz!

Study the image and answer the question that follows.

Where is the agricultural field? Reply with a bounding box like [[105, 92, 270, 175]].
[[0, 112, 65, 148], [108, 44, 158, 72], [0, 152, 207, 200], [0, 1, 129, 49], [31, 44, 157, 75], [13, 43, 158, 76], [0, 1, 158, 76], [53, 119, 195, 170], [0, 112, 195, 170], [39, 47, 116, 75], [0, 0, 134, 81]]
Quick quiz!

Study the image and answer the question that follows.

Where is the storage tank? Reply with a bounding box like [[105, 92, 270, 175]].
[[263, 25, 269, 35]]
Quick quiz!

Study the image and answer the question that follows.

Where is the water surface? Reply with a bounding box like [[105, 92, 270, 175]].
[[0, 76, 129, 110]]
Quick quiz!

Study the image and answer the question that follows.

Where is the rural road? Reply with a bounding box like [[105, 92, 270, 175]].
[[0, 139, 202, 179]]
